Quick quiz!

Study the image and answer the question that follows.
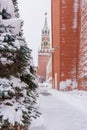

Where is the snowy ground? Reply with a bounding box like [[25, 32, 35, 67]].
[[29, 86, 87, 130]]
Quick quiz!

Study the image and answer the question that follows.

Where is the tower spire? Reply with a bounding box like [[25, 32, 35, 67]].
[[44, 12, 48, 29], [40, 12, 50, 52]]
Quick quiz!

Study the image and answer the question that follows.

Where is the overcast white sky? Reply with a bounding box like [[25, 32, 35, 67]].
[[18, 0, 51, 66]]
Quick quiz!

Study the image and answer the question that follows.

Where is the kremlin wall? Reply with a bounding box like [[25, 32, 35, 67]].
[[37, 0, 87, 91]]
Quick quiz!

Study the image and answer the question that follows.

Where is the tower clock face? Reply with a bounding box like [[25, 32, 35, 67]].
[[44, 42, 48, 46]]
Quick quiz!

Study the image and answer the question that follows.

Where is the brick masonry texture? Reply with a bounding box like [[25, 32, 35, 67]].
[[78, 0, 87, 90], [52, 0, 81, 90]]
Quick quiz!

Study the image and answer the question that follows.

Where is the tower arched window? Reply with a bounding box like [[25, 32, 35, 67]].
[[45, 30, 47, 34], [42, 30, 44, 34], [48, 30, 50, 35]]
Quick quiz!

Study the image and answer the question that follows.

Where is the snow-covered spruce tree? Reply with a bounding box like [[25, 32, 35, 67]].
[[0, 0, 40, 130], [13, 0, 24, 37], [13, 0, 20, 18]]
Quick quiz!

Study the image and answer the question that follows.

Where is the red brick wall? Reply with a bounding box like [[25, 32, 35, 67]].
[[60, 0, 80, 80], [51, 0, 60, 89], [37, 53, 50, 82], [52, 0, 80, 90], [78, 0, 87, 90]]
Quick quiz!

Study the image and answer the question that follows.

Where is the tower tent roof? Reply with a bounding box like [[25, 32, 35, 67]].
[[44, 12, 48, 29]]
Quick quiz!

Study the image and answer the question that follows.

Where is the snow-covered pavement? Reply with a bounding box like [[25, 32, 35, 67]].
[[30, 87, 87, 130]]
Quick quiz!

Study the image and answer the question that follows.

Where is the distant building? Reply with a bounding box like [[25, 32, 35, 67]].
[[37, 13, 52, 83]]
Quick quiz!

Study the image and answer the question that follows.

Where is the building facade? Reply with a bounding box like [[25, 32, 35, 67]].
[[37, 13, 52, 82], [78, 0, 87, 90], [51, 0, 80, 90]]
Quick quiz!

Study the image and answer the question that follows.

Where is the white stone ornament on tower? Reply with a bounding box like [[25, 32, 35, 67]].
[[40, 13, 50, 52], [0, 0, 21, 35]]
